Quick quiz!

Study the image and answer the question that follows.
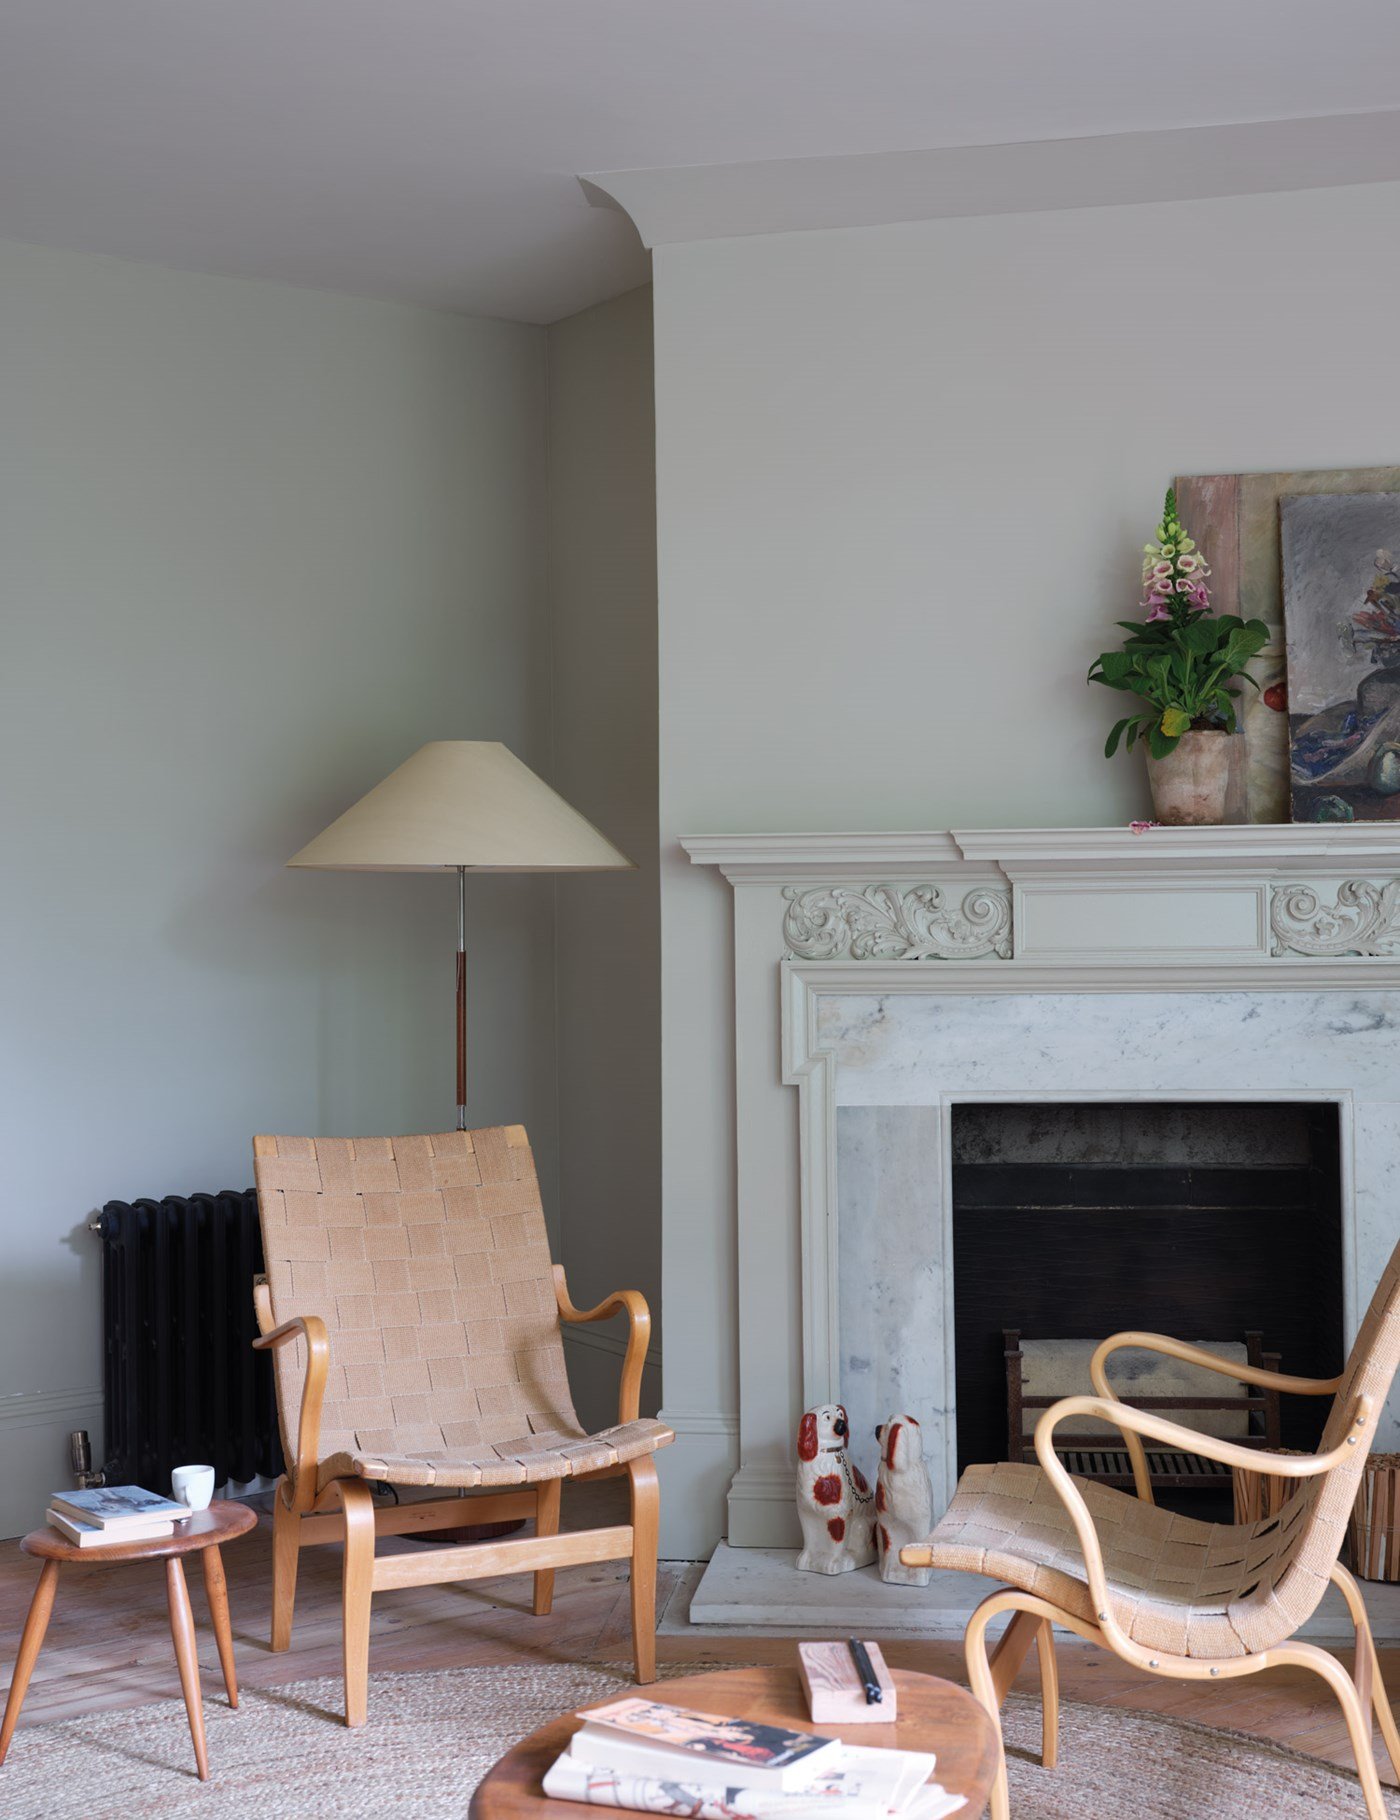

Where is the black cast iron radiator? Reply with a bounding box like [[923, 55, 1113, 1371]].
[[96, 1191, 284, 1490]]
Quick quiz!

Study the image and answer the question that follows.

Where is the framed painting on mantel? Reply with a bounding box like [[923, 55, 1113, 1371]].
[[1175, 466, 1400, 823], [1282, 491, 1400, 823]]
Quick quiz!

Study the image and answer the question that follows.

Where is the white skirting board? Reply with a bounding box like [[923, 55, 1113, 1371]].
[[686, 1543, 1400, 1646]]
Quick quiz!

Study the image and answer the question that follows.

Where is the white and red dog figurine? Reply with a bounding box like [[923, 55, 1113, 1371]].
[[795, 1403, 876, 1574], [874, 1413, 933, 1586]]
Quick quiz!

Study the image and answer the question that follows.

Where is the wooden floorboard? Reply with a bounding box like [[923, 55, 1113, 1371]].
[[2, 1482, 1398, 1792]]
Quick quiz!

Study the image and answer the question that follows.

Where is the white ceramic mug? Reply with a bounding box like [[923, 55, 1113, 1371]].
[[171, 1464, 216, 1511]]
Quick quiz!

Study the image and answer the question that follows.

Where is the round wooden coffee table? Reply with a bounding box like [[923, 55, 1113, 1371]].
[[469, 1665, 1000, 1820], [0, 1500, 256, 1782]]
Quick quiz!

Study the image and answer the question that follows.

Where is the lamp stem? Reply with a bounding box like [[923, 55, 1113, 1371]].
[[456, 865, 467, 1131]]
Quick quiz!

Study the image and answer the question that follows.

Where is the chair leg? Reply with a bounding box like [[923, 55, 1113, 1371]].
[[628, 1456, 660, 1686], [334, 1480, 377, 1729], [1036, 1617, 1060, 1770], [269, 1480, 301, 1653], [1295, 1642, 1391, 1820], [988, 1606, 1042, 1702], [965, 1593, 1013, 1820], [534, 1479, 562, 1617], [1332, 1562, 1400, 1783]]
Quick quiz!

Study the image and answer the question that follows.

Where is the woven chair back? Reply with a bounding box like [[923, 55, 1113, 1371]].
[[253, 1127, 577, 1477]]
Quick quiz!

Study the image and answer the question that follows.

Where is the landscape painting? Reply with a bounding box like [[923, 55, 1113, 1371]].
[[1175, 465, 1400, 822], [1282, 490, 1400, 822]]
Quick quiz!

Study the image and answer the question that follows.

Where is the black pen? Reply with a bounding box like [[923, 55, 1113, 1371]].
[[847, 1636, 881, 1705]]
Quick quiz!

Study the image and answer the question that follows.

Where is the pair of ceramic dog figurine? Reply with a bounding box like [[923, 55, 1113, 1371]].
[[794, 1402, 932, 1583]]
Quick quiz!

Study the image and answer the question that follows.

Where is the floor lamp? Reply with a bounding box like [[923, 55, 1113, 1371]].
[[288, 741, 632, 1129]]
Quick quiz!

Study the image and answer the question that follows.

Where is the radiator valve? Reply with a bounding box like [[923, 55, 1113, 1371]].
[[69, 1430, 105, 1489]]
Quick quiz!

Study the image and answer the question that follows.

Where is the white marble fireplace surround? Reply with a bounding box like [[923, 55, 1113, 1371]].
[[679, 826, 1400, 1630]]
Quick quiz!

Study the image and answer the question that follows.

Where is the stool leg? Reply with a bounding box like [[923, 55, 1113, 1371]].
[[0, 1560, 59, 1766], [166, 1557, 209, 1780], [201, 1545, 239, 1708]]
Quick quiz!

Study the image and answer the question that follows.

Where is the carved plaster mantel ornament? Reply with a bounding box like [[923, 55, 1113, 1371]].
[[1271, 879, 1400, 957], [782, 883, 1013, 961]]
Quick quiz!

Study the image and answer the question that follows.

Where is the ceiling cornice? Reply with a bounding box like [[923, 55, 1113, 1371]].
[[584, 107, 1400, 248]]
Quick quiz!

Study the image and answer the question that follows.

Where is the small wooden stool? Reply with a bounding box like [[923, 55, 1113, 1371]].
[[0, 1499, 256, 1781]]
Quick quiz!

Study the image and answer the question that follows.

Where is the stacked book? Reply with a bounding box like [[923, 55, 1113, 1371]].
[[543, 1697, 965, 1820], [46, 1485, 189, 1548]]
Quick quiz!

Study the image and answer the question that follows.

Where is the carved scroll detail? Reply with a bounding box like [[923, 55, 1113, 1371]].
[[781, 883, 1012, 961], [1270, 879, 1400, 957]]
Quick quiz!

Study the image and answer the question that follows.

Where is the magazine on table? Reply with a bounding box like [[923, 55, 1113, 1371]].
[[542, 1748, 964, 1820], [45, 1507, 176, 1548], [572, 1699, 844, 1791], [48, 1485, 188, 1528]]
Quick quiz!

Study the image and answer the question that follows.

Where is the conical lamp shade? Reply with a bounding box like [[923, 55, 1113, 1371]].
[[287, 741, 633, 872]]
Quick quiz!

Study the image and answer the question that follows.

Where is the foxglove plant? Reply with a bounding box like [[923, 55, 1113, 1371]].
[[1089, 488, 1269, 759]]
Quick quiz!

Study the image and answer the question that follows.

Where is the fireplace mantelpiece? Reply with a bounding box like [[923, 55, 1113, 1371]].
[[681, 826, 1400, 1554]]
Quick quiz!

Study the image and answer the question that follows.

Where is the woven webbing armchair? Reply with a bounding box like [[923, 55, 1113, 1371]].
[[251, 1125, 672, 1727], [904, 1241, 1400, 1819]]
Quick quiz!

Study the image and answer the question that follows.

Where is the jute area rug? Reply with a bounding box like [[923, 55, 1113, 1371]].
[[1, 1662, 1396, 1820]]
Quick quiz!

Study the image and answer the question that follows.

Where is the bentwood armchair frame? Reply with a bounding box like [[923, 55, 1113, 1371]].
[[906, 1306, 1400, 1820], [254, 1268, 660, 1725], [250, 1128, 671, 1729]]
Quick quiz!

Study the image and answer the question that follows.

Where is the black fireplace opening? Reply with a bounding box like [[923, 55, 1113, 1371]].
[[951, 1100, 1344, 1512]]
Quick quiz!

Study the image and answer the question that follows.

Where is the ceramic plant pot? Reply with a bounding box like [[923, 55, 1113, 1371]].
[[1145, 728, 1238, 826]]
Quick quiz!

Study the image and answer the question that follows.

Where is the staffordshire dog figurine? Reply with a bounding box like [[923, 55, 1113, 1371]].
[[874, 1413, 933, 1586], [795, 1402, 876, 1574]]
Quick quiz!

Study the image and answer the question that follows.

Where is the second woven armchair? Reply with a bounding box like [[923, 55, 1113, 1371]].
[[250, 1124, 672, 1726], [904, 1240, 1400, 1820]]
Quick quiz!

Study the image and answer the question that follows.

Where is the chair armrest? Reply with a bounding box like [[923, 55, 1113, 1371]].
[[1037, 1392, 1370, 1482], [1091, 1331, 1342, 1399], [1089, 1331, 1344, 1504], [553, 1265, 651, 1425], [1028, 1391, 1373, 1662], [252, 1312, 330, 1511]]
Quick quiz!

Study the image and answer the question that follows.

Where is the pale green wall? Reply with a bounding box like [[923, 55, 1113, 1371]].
[[546, 287, 661, 1430], [0, 237, 554, 1534]]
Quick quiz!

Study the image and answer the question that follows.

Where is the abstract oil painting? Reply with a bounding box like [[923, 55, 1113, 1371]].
[[1175, 465, 1400, 822], [1282, 490, 1400, 822]]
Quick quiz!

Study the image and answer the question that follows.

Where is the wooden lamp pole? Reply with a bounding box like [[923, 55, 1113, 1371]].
[[456, 865, 468, 1131]]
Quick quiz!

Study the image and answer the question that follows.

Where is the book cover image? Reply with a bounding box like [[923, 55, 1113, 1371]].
[[583, 1700, 833, 1771], [51, 1485, 186, 1522]]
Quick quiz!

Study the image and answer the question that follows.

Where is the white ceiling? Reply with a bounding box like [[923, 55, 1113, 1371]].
[[5, 0, 1400, 324]]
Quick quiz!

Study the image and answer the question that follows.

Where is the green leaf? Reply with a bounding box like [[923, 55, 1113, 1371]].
[[1223, 624, 1269, 670], [1148, 721, 1181, 760], [1096, 651, 1137, 684], [1104, 714, 1149, 758], [1176, 619, 1223, 657], [1160, 705, 1192, 738]]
